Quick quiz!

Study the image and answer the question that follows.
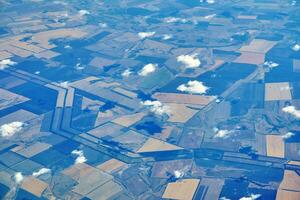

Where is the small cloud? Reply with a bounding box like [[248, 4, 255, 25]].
[[138, 63, 157, 76], [141, 100, 170, 116], [0, 59, 17, 70], [14, 172, 24, 184], [99, 23, 107, 28], [164, 17, 188, 23], [32, 168, 51, 177], [204, 14, 216, 19], [282, 132, 295, 140], [239, 194, 261, 200], [282, 106, 300, 118], [177, 80, 208, 94], [220, 197, 231, 200], [206, 0, 215, 4], [59, 81, 68, 88], [162, 34, 172, 40], [78, 9, 90, 16], [292, 44, 300, 51], [214, 129, 231, 139], [72, 149, 87, 164], [0, 121, 24, 137], [264, 61, 279, 68], [174, 170, 184, 179], [122, 69, 132, 77], [177, 54, 201, 69], [138, 31, 155, 39]]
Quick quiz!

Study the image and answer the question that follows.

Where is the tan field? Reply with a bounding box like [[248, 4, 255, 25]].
[[153, 92, 215, 105], [239, 39, 277, 53], [21, 176, 48, 197], [97, 158, 127, 173], [162, 179, 200, 200], [279, 170, 300, 191], [112, 112, 146, 127], [265, 82, 292, 101], [266, 135, 285, 158], [234, 52, 265, 65], [137, 138, 183, 153]]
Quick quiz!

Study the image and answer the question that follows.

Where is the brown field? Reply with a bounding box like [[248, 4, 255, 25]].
[[234, 52, 265, 65], [112, 112, 146, 127], [279, 170, 300, 191], [21, 176, 48, 197], [239, 39, 277, 53], [137, 138, 183, 153], [16, 142, 52, 158], [276, 189, 300, 200], [266, 135, 285, 158], [162, 179, 200, 200], [153, 92, 215, 105], [265, 82, 292, 101], [166, 103, 198, 123], [97, 158, 127, 173]]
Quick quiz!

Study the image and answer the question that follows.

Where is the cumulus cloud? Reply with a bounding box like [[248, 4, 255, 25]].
[[72, 149, 87, 164], [214, 129, 231, 139], [282, 106, 300, 118], [162, 34, 172, 40], [138, 63, 157, 76], [164, 17, 188, 23], [0, 122, 24, 137], [177, 80, 208, 94], [138, 31, 155, 39], [141, 100, 170, 116], [264, 61, 279, 68], [292, 44, 300, 51], [282, 132, 295, 140], [59, 81, 68, 88], [177, 54, 201, 69], [239, 194, 261, 200], [99, 23, 107, 28], [174, 170, 184, 179], [78, 9, 90, 16], [122, 69, 132, 77], [32, 168, 51, 177], [220, 197, 231, 200], [0, 59, 17, 70], [14, 172, 24, 184]]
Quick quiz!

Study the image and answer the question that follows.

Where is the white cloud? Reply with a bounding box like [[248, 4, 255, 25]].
[[138, 63, 157, 76], [78, 10, 90, 16], [174, 170, 184, 178], [0, 122, 24, 137], [214, 129, 231, 139], [204, 14, 216, 19], [282, 106, 300, 118], [207, 0, 215, 4], [177, 80, 208, 94], [59, 81, 68, 88], [177, 54, 201, 69], [264, 61, 279, 68], [282, 132, 295, 140], [292, 44, 300, 51], [122, 69, 132, 77], [14, 172, 24, 184], [220, 197, 231, 200], [239, 194, 261, 200], [32, 168, 51, 177], [138, 31, 155, 39], [164, 17, 188, 23], [0, 59, 17, 70], [141, 100, 170, 116], [162, 34, 172, 40], [72, 149, 87, 164], [99, 23, 107, 28]]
